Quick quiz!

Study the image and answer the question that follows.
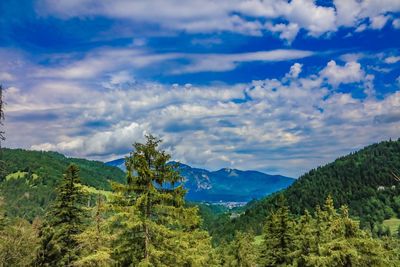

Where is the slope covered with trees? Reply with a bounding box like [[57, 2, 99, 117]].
[[211, 139, 400, 241], [2, 136, 400, 266], [0, 148, 125, 220]]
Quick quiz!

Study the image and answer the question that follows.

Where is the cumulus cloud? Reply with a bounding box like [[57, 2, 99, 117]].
[[4, 51, 399, 177], [335, 0, 400, 29], [370, 15, 390, 29], [286, 63, 303, 79], [319, 60, 366, 87], [36, 0, 400, 43], [265, 23, 300, 43]]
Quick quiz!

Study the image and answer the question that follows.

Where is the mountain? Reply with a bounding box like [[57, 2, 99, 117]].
[[106, 159, 295, 202], [0, 148, 125, 220], [210, 139, 400, 241]]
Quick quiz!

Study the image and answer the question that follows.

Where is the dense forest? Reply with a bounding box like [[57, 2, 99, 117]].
[[1, 135, 400, 266], [0, 148, 125, 221], [209, 139, 400, 243]]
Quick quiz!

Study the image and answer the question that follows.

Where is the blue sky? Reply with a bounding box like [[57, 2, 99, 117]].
[[1, 0, 399, 177]]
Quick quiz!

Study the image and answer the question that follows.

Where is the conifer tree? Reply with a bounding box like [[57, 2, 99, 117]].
[[290, 210, 316, 267], [35, 164, 87, 266], [75, 195, 114, 266], [111, 135, 213, 266], [259, 196, 294, 267], [221, 231, 257, 267], [0, 84, 6, 180]]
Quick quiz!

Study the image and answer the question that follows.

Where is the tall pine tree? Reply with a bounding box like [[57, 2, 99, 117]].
[[35, 164, 87, 266], [259, 196, 295, 267], [111, 135, 213, 266]]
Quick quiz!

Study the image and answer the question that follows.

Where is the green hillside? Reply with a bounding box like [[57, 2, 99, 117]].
[[0, 148, 125, 220], [211, 139, 400, 241]]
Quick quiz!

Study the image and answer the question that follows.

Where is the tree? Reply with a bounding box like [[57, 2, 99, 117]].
[[221, 231, 257, 267], [0, 218, 39, 266], [259, 196, 295, 266], [74, 195, 114, 267], [0, 84, 5, 180], [35, 164, 87, 266], [111, 134, 213, 266]]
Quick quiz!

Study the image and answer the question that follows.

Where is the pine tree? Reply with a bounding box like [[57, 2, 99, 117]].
[[35, 164, 87, 266], [222, 231, 257, 267], [0, 84, 6, 180], [290, 210, 316, 267], [111, 135, 213, 266], [74, 195, 114, 266], [259, 196, 294, 266], [304, 198, 394, 266]]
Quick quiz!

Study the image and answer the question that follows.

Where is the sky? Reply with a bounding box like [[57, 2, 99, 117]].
[[0, 0, 399, 177]]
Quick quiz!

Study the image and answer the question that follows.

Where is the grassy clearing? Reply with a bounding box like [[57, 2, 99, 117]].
[[80, 184, 114, 200], [382, 217, 400, 235], [6, 171, 39, 181]]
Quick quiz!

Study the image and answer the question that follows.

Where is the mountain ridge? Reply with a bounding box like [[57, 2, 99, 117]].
[[106, 158, 295, 202]]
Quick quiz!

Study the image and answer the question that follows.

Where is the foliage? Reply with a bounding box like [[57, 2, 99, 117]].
[[259, 196, 400, 267], [0, 195, 39, 266], [35, 164, 88, 266], [0, 148, 124, 220], [213, 139, 400, 239], [259, 196, 294, 266], [110, 135, 214, 266], [74, 196, 115, 267], [218, 231, 258, 267]]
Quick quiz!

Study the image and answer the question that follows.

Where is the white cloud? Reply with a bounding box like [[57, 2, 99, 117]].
[[384, 56, 400, 64], [37, 0, 400, 42], [370, 15, 390, 29], [320, 60, 366, 87], [286, 63, 303, 79], [30, 47, 314, 78], [0, 72, 14, 82], [355, 24, 367, 32], [4, 53, 400, 177], [335, 0, 400, 28], [265, 23, 300, 43], [280, 0, 337, 36], [171, 50, 314, 74], [393, 18, 400, 29]]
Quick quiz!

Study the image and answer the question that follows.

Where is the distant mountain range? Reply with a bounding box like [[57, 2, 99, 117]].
[[105, 158, 294, 202]]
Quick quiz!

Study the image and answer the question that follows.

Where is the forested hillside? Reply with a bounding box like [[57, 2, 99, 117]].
[[0, 148, 125, 220], [2, 137, 400, 266], [211, 139, 400, 241]]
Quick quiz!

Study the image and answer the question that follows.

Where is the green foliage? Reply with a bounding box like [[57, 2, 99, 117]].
[[214, 139, 400, 239], [74, 196, 115, 267], [0, 148, 125, 220], [0, 218, 39, 267], [110, 135, 214, 266], [256, 196, 400, 267], [219, 231, 258, 267], [2, 137, 400, 266], [35, 164, 88, 266], [260, 196, 295, 266], [0, 191, 39, 266]]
